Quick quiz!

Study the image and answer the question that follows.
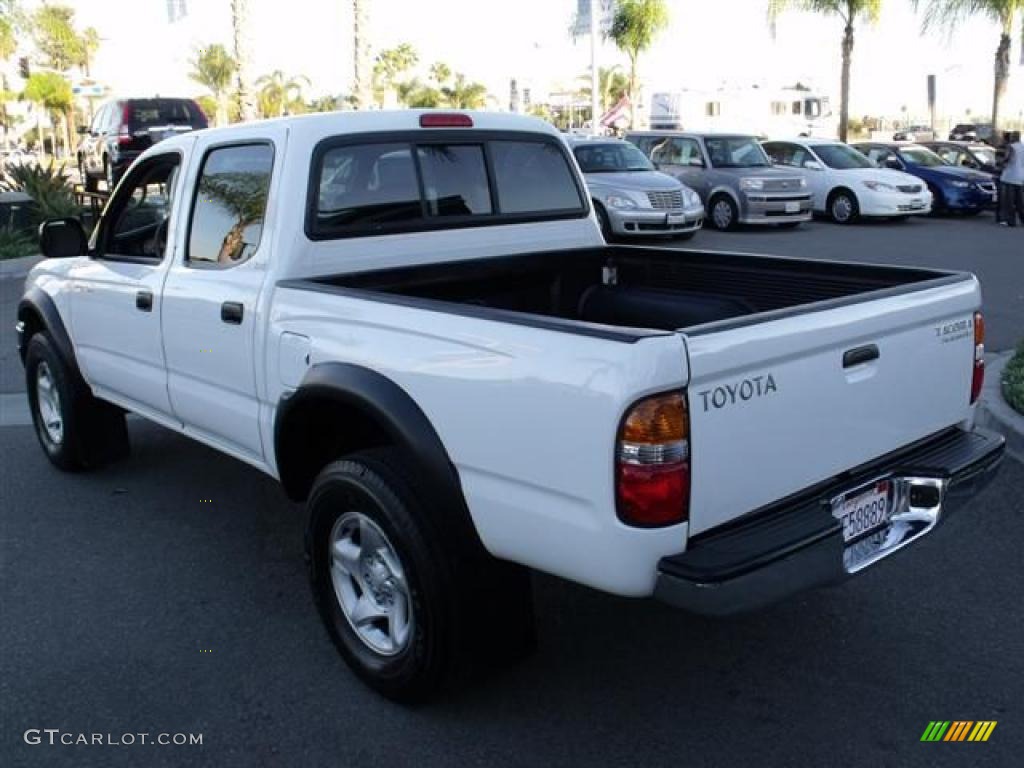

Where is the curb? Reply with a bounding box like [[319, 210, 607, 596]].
[[0, 254, 41, 279], [978, 352, 1024, 464]]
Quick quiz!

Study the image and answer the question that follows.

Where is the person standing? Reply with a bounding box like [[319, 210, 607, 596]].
[[994, 132, 1011, 224], [1000, 132, 1024, 227]]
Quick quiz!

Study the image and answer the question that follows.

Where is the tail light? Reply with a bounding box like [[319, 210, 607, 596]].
[[616, 392, 690, 527], [419, 113, 473, 128], [970, 311, 984, 404], [117, 103, 132, 145]]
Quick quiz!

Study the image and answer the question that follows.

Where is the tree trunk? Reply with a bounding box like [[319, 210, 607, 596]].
[[215, 92, 228, 127], [839, 22, 853, 143], [231, 0, 257, 122], [991, 32, 1010, 133], [352, 0, 372, 110], [218, 219, 249, 263], [628, 53, 638, 129]]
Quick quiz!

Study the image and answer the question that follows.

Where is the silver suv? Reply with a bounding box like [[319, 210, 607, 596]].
[[627, 131, 812, 230], [565, 136, 704, 240]]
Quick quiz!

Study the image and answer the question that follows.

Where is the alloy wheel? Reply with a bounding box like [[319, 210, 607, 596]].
[[712, 199, 734, 229], [35, 361, 64, 445]]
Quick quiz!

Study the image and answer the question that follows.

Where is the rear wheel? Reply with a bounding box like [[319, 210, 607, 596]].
[[708, 194, 738, 231], [307, 448, 534, 703], [828, 189, 859, 224]]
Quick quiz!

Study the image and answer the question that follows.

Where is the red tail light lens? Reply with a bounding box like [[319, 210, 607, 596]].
[[616, 392, 690, 527], [970, 311, 985, 404], [419, 113, 473, 128], [117, 103, 132, 144]]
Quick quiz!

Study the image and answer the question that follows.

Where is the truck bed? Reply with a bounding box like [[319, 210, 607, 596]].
[[288, 246, 967, 339]]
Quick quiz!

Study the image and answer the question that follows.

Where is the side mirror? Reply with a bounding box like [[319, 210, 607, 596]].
[[39, 218, 88, 259], [803, 160, 823, 171]]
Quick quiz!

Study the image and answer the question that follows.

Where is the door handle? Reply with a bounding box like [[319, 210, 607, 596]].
[[221, 301, 244, 325], [136, 290, 153, 312], [843, 344, 879, 368]]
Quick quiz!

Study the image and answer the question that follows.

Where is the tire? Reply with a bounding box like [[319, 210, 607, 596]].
[[828, 189, 859, 224], [927, 185, 945, 215], [708, 194, 738, 230], [593, 202, 614, 242], [307, 448, 534, 703], [25, 333, 129, 471], [79, 156, 97, 193]]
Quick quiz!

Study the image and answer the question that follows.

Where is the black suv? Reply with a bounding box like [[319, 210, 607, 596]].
[[77, 98, 208, 191], [948, 123, 994, 144]]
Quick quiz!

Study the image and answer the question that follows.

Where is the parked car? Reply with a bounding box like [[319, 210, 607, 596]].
[[19, 110, 1005, 703], [627, 131, 812, 230], [762, 139, 932, 223], [921, 141, 999, 176], [948, 123, 994, 143], [77, 97, 208, 192], [893, 125, 934, 142], [565, 135, 704, 240], [852, 142, 997, 214]]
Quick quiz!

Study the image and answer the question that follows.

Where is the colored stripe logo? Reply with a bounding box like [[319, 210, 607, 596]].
[[921, 721, 997, 742]]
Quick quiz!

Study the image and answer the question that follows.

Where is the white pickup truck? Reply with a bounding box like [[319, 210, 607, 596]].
[[17, 111, 1005, 702]]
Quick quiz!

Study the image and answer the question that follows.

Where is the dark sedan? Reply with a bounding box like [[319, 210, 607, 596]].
[[921, 141, 998, 176], [852, 142, 996, 214]]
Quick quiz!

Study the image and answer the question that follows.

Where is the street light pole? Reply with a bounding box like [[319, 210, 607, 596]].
[[590, 0, 599, 133]]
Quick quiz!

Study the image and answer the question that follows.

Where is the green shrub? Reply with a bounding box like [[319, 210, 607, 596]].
[[0, 227, 37, 261], [0, 159, 80, 222], [1003, 341, 1024, 415]]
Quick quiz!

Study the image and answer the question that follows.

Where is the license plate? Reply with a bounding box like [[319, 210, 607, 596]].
[[784, 202, 800, 213], [832, 480, 892, 543], [667, 213, 688, 224]]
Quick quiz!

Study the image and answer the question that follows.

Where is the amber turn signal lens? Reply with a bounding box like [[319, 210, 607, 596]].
[[621, 393, 688, 444]]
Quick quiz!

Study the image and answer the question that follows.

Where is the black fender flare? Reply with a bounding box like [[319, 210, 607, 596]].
[[17, 286, 82, 380], [274, 362, 484, 552]]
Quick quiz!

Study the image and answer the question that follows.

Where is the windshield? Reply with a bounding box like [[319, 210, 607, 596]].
[[971, 147, 996, 166], [704, 136, 771, 168], [573, 143, 653, 173], [898, 146, 947, 167], [811, 143, 874, 170]]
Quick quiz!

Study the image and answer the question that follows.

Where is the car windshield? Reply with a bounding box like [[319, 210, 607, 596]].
[[811, 144, 874, 170], [704, 137, 770, 168], [898, 146, 946, 167], [573, 143, 653, 173], [971, 147, 996, 166]]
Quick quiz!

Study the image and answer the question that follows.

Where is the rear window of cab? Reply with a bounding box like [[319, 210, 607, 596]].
[[307, 132, 587, 239]]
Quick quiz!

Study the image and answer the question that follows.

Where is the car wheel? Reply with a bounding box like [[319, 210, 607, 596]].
[[307, 448, 534, 703], [709, 194, 738, 231], [594, 202, 614, 242], [25, 333, 129, 471], [927, 185, 945, 215], [78, 156, 96, 193], [828, 190, 859, 224]]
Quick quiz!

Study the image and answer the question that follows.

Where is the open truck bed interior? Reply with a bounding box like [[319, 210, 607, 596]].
[[291, 246, 966, 339]]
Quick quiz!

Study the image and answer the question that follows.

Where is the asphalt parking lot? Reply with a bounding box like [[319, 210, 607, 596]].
[[1, 212, 1022, 767]]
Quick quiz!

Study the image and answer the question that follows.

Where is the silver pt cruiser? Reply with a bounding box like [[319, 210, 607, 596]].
[[566, 136, 704, 240]]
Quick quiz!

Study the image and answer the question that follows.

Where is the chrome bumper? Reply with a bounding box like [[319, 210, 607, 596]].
[[740, 194, 813, 224], [654, 428, 1005, 616], [608, 205, 704, 236]]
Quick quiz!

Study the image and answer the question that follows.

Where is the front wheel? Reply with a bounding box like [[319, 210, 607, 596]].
[[708, 194, 738, 230], [828, 190, 859, 224], [307, 449, 534, 703]]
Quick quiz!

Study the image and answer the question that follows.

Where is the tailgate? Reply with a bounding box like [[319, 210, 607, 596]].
[[683, 275, 980, 536]]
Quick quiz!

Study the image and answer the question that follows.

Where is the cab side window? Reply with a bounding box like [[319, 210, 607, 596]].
[[100, 155, 180, 260], [187, 143, 274, 266]]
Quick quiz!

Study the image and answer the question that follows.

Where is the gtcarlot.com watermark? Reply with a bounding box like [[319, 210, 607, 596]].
[[24, 729, 203, 747]]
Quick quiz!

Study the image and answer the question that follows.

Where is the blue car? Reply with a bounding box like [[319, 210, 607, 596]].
[[852, 142, 997, 214]]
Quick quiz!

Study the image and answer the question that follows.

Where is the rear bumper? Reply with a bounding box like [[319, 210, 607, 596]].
[[654, 427, 1005, 616]]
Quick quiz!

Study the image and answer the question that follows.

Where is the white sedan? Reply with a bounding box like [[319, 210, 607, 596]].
[[762, 139, 932, 224]]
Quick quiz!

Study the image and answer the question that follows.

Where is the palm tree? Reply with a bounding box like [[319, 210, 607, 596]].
[[256, 71, 311, 117], [372, 43, 418, 107], [22, 71, 72, 157], [607, 0, 670, 128], [914, 0, 1023, 132], [429, 61, 452, 86], [441, 74, 489, 109], [190, 44, 238, 126], [768, 1, 882, 142], [230, 0, 256, 121], [1, 13, 15, 150], [199, 170, 270, 263], [78, 26, 100, 76], [352, 0, 371, 109], [577, 66, 630, 115]]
